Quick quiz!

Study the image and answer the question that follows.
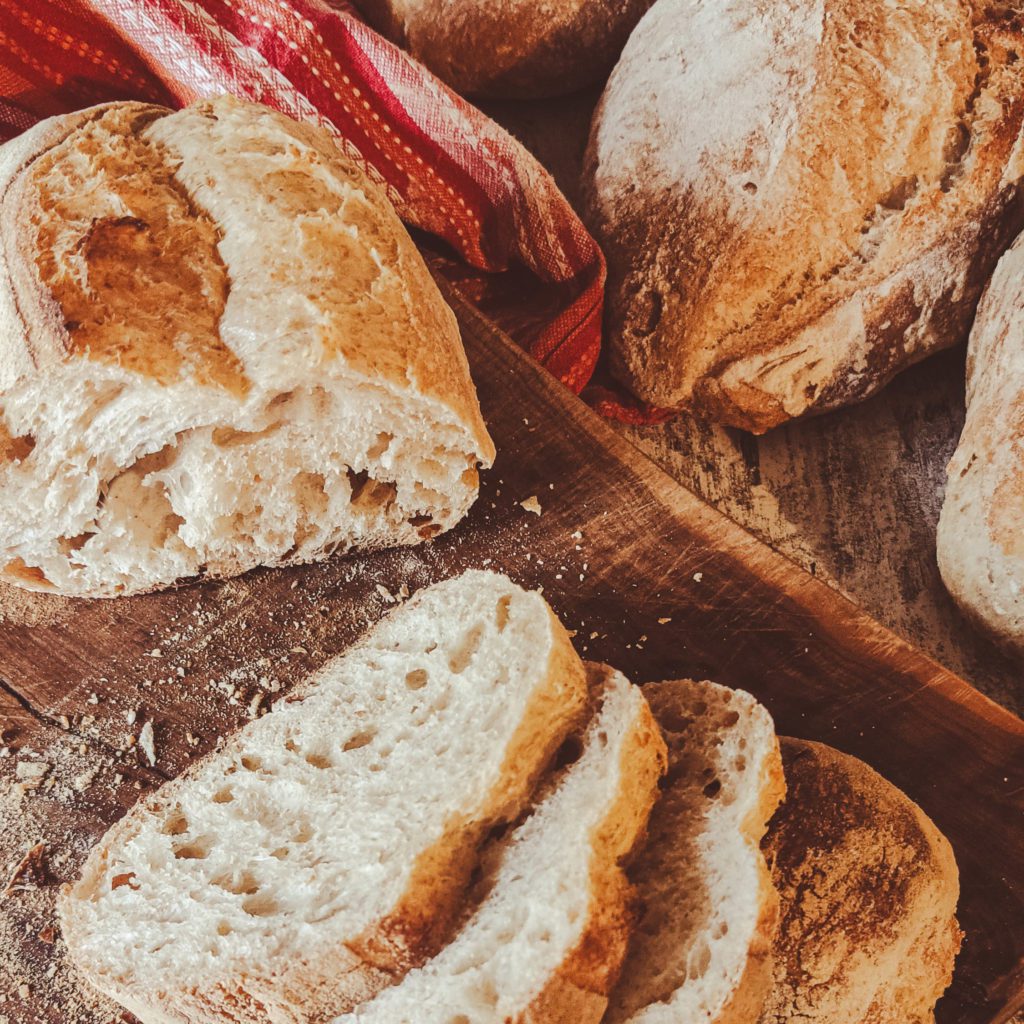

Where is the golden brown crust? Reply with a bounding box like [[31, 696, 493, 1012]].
[[587, 0, 1024, 432], [759, 738, 961, 1024], [355, 0, 654, 99]]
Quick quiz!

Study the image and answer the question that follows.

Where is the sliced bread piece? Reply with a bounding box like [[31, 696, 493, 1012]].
[[338, 661, 667, 1024], [59, 571, 588, 1024], [759, 738, 961, 1024], [606, 679, 785, 1024], [0, 95, 494, 597]]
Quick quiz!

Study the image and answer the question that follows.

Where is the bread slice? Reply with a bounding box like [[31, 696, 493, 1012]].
[[585, 0, 1024, 431], [339, 662, 667, 1024], [606, 679, 785, 1024], [0, 95, 494, 597], [937, 230, 1024, 650], [759, 738, 961, 1024], [59, 571, 587, 1024]]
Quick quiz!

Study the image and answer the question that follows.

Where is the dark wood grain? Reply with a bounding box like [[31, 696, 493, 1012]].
[[0, 290, 1021, 1024]]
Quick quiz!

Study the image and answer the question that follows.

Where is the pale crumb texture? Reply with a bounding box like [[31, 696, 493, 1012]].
[[59, 571, 588, 1024], [0, 96, 494, 597], [585, 0, 1024, 431], [339, 662, 666, 1024], [606, 679, 784, 1024], [759, 738, 961, 1024], [938, 231, 1024, 650]]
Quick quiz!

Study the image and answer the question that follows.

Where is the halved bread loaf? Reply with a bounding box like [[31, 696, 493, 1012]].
[[585, 0, 1024, 431], [938, 230, 1024, 650], [606, 679, 785, 1024], [760, 738, 961, 1024], [0, 95, 494, 597], [59, 571, 587, 1024], [339, 662, 666, 1024]]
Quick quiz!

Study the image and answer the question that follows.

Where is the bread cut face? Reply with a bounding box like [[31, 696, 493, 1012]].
[[585, 0, 1024, 431], [606, 679, 785, 1024], [59, 571, 587, 1024], [760, 738, 961, 1024], [0, 96, 494, 597], [338, 662, 667, 1024], [353, 0, 654, 99], [938, 232, 1024, 650]]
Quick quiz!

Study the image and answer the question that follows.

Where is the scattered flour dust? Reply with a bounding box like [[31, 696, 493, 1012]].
[[0, 768, 121, 1023]]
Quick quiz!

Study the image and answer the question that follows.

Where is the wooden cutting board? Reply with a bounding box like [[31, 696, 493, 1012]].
[[0, 287, 1021, 1024]]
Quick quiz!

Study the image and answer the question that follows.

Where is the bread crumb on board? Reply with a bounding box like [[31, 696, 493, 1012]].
[[520, 496, 542, 515]]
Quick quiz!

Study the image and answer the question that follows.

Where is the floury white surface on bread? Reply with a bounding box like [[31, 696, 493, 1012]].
[[339, 663, 666, 1024], [606, 679, 785, 1024], [938, 232, 1024, 651], [0, 95, 494, 597], [585, 0, 1024, 432], [760, 739, 961, 1024], [60, 572, 587, 1024]]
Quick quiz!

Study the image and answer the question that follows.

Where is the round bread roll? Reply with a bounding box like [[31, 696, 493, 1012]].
[[584, 0, 1024, 432], [352, 0, 654, 99], [0, 96, 495, 598], [938, 231, 1024, 651]]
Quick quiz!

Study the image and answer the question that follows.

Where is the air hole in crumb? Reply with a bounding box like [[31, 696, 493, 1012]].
[[211, 423, 282, 448], [417, 522, 442, 539], [305, 752, 332, 769], [213, 870, 259, 895], [240, 754, 262, 771], [173, 837, 213, 860], [212, 788, 234, 804], [636, 288, 663, 336], [271, 848, 289, 860], [346, 468, 398, 513], [405, 669, 428, 691], [367, 432, 393, 459], [161, 812, 189, 836], [284, 739, 300, 753], [448, 624, 484, 673], [0, 433, 35, 463], [111, 872, 139, 891], [722, 711, 740, 727], [293, 823, 314, 844], [3, 558, 52, 588], [495, 595, 512, 632], [242, 893, 280, 917], [343, 730, 376, 752], [659, 708, 694, 734], [703, 778, 722, 799], [734, 756, 746, 772], [742, 181, 758, 194], [217, 921, 232, 936]]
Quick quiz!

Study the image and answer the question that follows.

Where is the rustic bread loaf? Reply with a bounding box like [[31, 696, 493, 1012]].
[[352, 0, 653, 99], [606, 679, 785, 1024], [0, 96, 494, 597], [339, 662, 666, 1024], [584, 0, 1024, 432], [760, 739, 961, 1024], [60, 571, 587, 1024], [938, 231, 1024, 650]]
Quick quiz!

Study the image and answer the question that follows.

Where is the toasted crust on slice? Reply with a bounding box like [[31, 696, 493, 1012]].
[[759, 738, 961, 1024], [339, 662, 667, 1024], [606, 679, 785, 1024], [60, 572, 587, 1024]]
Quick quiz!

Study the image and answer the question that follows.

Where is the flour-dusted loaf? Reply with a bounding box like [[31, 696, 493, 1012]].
[[60, 572, 587, 1024], [339, 662, 667, 1024], [584, 0, 1024, 432], [0, 95, 494, 597], [352, 0, 654, 99], [938, 231, 1024, 650], [606, 679, 785, 1024], [760, 739, 961, 1024]]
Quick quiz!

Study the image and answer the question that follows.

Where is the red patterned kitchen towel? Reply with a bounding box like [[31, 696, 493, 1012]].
[[0, 0, 620, 400]]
